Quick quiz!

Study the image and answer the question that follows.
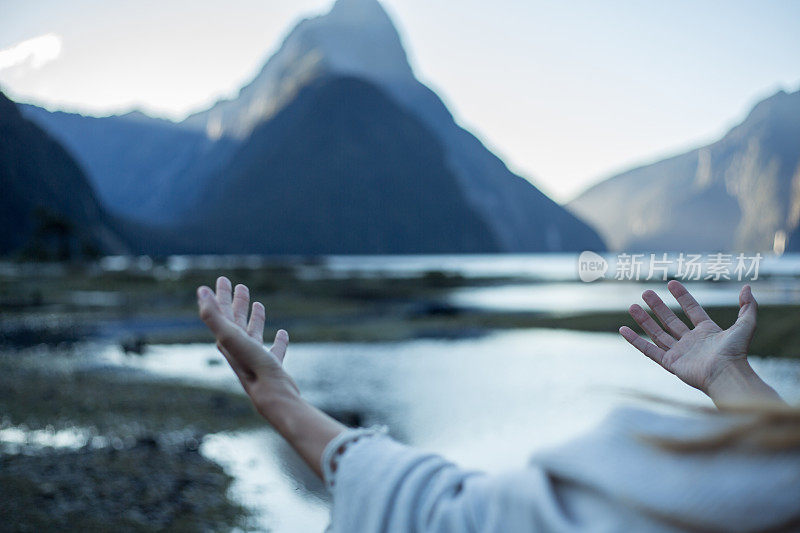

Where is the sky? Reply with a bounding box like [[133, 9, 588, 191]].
[[1, 0, 799, 202]]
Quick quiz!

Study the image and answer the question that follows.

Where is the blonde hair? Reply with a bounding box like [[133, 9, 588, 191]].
[[630, 393, 800, 453]]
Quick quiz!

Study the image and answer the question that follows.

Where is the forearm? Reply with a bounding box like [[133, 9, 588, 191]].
[[260, 391, 347, 478], [706, 361, 785, 408]]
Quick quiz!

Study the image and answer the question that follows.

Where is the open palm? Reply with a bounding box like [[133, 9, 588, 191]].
[[619, 280, 757, 394], [198, 277, 299, 400]]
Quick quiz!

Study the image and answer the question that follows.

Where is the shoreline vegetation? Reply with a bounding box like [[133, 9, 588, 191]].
[[2, 260, 798, 357], [2, 259, 798, 530]]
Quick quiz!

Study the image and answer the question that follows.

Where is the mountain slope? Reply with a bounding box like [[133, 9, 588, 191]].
[[20, 104, 238, 224], [182, 0, 605, 252], [168, 76, 499, 254], [0, 91, 125, 257], [569, 89, 800, 252]]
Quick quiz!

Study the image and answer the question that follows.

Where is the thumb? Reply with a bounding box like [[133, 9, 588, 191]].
[[270, 329, 290, 364], [733, 284, 758, 335]]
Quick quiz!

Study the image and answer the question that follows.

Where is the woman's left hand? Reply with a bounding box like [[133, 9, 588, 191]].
[[198, 277, 299, 415], [197, 277, 345, 479]]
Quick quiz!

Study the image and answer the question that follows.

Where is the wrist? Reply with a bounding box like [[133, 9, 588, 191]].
[[259, 389, 342, 435], [257, 387, 304, 426], [706, 359, 784, 407], [257, 388, 346, 479]]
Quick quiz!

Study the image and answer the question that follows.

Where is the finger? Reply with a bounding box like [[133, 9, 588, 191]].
[[232, 284, 250, 329], [199, 286, 233, 337], [667, 280, 712, 326], [628, 304, 675, 350], [270, 329, 289, 364], [619, 326, 666, 366], [642, 289, 690, 339], [198, 286, 250, 380], [198, 286, 262, 379], [247, 302, 266, 342], [216, 276, 234, 321]]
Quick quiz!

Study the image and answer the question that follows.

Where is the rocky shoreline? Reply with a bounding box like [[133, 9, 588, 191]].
[[0, 437, 247, 532], [0, 347, 265, 532]]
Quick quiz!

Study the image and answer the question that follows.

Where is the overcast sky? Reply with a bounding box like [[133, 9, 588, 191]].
[[1, 0, 798, 201]]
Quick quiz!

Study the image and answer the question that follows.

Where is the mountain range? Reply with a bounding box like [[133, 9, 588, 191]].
[[17, 0, 605, 255], [0, 91, 125, 258], [9, 0, 797, 257], [569, 89, 800, 253]]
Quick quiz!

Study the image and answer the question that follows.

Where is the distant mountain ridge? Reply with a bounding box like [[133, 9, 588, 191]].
[[20, 104, 238, 224], [569, 89, 800, 252], [20, 0, 605, 254], [0, 91, 125, 257]]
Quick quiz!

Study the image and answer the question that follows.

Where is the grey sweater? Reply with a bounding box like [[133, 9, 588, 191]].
[[323, 407, 800, 532]]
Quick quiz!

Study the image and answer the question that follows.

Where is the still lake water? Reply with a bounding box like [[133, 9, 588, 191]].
[[92, 253, 800, 532]]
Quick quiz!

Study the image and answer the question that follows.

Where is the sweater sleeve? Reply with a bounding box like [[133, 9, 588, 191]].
[[322, 429, 581, 533], [323, 429, 485, 532], [322, 409, 800, 533]]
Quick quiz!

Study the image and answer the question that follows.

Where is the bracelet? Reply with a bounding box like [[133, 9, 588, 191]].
[[322, 425, 388, 490]]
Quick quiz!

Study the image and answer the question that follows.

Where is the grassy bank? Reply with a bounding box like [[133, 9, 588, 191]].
[[0, 261, 516, 346], [522, 305, 800, 359]]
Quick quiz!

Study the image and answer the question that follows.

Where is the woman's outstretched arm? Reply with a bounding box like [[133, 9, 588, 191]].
[[197, 279, 516, 532], [619, 281, 784, 407], [197, 277, 345, 478]]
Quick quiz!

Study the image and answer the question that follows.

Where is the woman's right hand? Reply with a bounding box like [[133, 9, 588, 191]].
[[619, 280, 783, 406]]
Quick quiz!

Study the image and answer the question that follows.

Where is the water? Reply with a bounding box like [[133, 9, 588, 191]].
[[448, 278, 800, 313], [301, 253, 800, 281], [0, 426, 91, 454], [8, 253, 800, 531], [87, 253, 800, 531], [90, 252, 800, 280], [102, 330, 800, 532]]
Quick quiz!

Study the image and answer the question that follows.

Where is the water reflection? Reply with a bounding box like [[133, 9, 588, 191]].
[[448, 278, 800, 312], [201, 431, 329, 532], [0, 426, 91, 453], [80, 253, 800, 280]]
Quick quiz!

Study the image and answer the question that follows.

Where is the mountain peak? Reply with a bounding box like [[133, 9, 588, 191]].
[[300, 0, 412, 81], [182, 0, 413, 138], [328, 0, 389, 21], [742, 87, 800, 126]]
